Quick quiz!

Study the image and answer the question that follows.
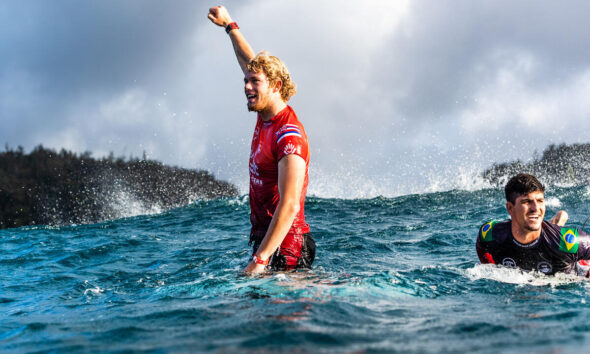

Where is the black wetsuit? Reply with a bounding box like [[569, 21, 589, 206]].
[[476, 220, 590, 275]]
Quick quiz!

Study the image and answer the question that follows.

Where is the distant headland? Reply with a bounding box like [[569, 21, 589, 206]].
[[483, 143, 590, 187], [0, 145, 239, 229]]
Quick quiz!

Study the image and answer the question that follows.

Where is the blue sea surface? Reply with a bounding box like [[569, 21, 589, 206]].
[[3, 186, 590, 353]]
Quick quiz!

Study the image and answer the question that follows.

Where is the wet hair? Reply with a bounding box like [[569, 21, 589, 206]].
[[247, 51, 296, 102], [504, 173, 545, 204]]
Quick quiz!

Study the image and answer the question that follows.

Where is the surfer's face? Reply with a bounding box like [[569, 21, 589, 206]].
[[507, 191, 546, 232], [244, 71, 275, 112]]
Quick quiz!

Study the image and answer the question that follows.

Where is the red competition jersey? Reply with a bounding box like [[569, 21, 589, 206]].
[[249, 105, 310, 240]]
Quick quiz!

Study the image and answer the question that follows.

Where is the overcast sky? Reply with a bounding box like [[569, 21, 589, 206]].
[[2, 1, 590, 197]]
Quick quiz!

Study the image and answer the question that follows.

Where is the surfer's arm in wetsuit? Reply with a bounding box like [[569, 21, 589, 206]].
[[244, 154, 307, 273], [207, 6, 255, 74]]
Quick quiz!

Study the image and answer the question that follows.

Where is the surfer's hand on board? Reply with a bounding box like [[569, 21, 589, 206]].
[[550, 210, 568, 226], [243, 260, 266, 275], [208, 5, 233, 27]]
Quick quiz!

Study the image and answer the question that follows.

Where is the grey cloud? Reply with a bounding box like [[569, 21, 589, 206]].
[[1, 1, 220, 159], [2, 1, 197, 93], [3, 0, 590, 197], [373, 1, 590, 123]]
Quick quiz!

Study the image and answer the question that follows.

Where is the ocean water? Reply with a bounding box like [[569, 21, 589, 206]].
[[3, 185, 590, 353]]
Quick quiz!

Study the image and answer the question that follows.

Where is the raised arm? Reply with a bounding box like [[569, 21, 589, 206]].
[[208, 5, 256, 74]]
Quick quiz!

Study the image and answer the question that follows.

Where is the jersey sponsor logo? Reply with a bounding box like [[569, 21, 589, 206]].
[[512, 237, 539, 248], [502, 258, 516, 267], [283, 143, 297, 155], [559, 228, 579, 253], [250, 176, 263, 187], [252, 126, 260, 144], [249, 161, 259, 176], [480, 221, 496, 242], [251, 144, 262, 160], [537, 261, 552, 274], [276, 124, 302, 144]]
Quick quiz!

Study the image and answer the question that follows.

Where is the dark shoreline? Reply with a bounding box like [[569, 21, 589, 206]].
[[483, 143, 590, 187], [0, 145, 239, 229]]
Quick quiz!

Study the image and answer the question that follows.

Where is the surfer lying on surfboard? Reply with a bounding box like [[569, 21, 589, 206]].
[[476, 173, 590, 276]]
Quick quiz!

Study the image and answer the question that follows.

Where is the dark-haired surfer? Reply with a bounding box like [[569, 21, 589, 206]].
[[208, 6, 314, 274], [476, 173, 590, 276]]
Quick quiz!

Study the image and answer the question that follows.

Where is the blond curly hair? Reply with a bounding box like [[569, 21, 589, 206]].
[[247, 51, 296, 102]]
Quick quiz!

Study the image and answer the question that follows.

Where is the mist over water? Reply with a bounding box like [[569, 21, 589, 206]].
[[223, 143, 499, 200], [308, 161, 493, 199]]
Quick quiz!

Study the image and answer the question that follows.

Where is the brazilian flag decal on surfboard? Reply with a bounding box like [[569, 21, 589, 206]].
[[559, 228, 579, 253], [480, 221, 496, 242]]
